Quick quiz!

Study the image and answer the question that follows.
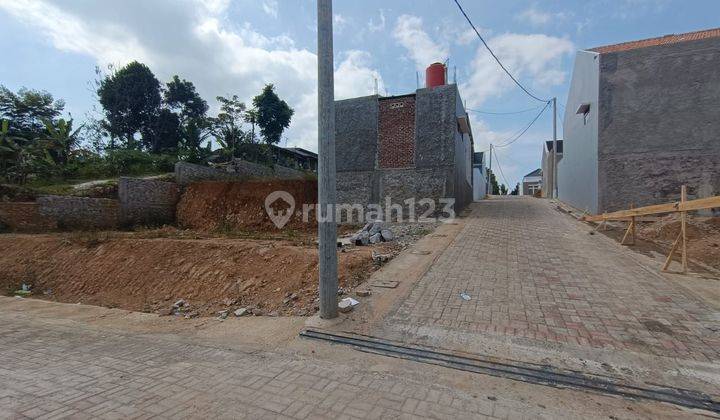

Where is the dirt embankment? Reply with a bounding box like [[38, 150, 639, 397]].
[[635, 215, 720, 270], [0, 234, 386, 316], [177, 180, 317, 232]]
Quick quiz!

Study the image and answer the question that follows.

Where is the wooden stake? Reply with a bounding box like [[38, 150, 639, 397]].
[[621, 219, 635, 245], [621, 204, 636, 246], [680, 185, 688, 273], [662, 232, 682, 272]]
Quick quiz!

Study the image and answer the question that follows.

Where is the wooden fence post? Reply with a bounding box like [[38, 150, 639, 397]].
[[681, 185, 688, 273]]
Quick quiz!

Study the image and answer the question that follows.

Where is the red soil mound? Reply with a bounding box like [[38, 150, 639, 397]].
[[0, 234, 377, 316], [177, 180, 318, 232]]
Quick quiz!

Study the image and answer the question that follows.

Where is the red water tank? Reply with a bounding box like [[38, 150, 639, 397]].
[[425, 62, 446, 88]]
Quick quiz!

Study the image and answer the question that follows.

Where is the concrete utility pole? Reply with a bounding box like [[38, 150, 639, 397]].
[[552, 97, 558, 199], [317, 0, 338, 319], [487, 144, 493, 196]]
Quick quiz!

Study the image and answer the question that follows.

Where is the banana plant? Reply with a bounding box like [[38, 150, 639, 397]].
[[40, 118, 84, 165]]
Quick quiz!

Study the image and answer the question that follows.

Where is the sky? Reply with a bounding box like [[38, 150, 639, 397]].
[[0, 0, 718, 188]]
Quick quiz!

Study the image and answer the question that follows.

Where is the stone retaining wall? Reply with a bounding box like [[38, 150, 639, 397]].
[[37, 196, 119, 230], [118, 177, 179, 226]]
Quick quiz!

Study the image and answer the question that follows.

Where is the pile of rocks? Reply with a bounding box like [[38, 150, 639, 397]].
[[351, 220, 394, 246]]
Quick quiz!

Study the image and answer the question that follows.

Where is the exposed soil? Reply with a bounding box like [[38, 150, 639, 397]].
[[177, 180, 318, 232], [0, 232, 398, 317], [595, 214, 720, 272], [635, 214, 720, 271]]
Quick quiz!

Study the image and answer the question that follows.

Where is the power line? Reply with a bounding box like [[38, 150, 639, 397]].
[[466, 106, 542, 115], [490, 145, 512, 189], [494, 101, 551, 148], [452, 0, 549, 103]]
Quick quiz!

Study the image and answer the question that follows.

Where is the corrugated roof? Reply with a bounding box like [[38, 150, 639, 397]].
[[591, 27, 720, 54]]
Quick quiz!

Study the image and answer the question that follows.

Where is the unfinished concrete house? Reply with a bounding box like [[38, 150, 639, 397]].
[[335, 63, 474, 217], [558, 28, 720, 213]]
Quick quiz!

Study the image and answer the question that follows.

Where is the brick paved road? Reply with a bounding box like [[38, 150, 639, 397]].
[[0, 300, 674, 420], [382, 197, 720, 363]]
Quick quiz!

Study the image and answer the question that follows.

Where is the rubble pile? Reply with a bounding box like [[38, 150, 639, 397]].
[[350, 220, 394, 246]]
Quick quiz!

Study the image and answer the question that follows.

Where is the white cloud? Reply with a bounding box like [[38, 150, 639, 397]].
[[517, 6, 569, 26], [517, 7, 552, 26], [368, 9, 386, 32], [393, 15, 449, 70], [335, 50, 384, 99], [461, 33, 574, 108], [261, 0, 278, 18], [0, 0, 384, 152]]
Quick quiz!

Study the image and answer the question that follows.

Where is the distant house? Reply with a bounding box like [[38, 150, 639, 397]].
[[558, 28, 720, 213], [541, 140, 562, 198], [281, 147, 318, 172], [522, 169, 542, 196], [472, 151, 487, 201]]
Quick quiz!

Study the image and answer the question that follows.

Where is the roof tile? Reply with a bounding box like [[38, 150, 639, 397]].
[[591, 27, 720, 54]]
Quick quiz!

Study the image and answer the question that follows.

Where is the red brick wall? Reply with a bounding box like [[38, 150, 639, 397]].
[[378, 96, 415, 169]]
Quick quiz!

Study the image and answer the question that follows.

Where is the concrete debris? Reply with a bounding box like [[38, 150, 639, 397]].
[[355, 289, 372, 297], [371, 251, 392, 264], [338, 297, 359, 313], [380, 229, 394, 241], [222, 298, 237, 306], [157, 308, 174, 316], [234, 308, 250, 317], [217, 309, 229, 319], [351, 220, 394, 246], [173, 299, 186, 308]]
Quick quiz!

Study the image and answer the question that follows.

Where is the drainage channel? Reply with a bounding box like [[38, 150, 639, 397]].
[[300, 329, 720, 413]]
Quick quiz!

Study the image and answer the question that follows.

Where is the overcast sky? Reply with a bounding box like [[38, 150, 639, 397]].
[[1, 0, 717, 188]]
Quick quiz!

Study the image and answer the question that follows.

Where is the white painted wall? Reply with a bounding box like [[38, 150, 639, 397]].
[[558, 50, 600, 213]]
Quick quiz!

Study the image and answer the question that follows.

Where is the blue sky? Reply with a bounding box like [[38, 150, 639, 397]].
[[1, 0, 717, 188]]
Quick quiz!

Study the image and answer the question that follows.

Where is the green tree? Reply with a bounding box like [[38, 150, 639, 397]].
[[0, 85, 64, 138], [164, 76, 210, 160], [210, 95, 247, 156], [510, 183, 520, 196], [252, 84, 293, 145], [500, 184, 508, 195], [97, 61, 162, 150], [40, 118, 84, 165], [164, 75, 208, 121]]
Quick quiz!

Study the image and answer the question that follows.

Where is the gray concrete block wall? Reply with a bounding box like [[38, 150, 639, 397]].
[[415, 85, 456, 169], [335, 95, 379, 172], [175, 162, 245, 186], [118, 177, 179, 227], [175, 160, 306, 187], [598, 37, 720, 211], [37, 196, 119, 229]]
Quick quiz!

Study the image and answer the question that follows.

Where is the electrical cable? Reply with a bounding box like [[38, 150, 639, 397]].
[[466, 106, 542, 115], [493, 101, 551, 148], [452, 0, 550, 103], [490, 145, 512, 191]]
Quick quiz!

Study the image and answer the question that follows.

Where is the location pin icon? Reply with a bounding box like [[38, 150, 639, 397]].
[[265, 191, 296, 229]]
